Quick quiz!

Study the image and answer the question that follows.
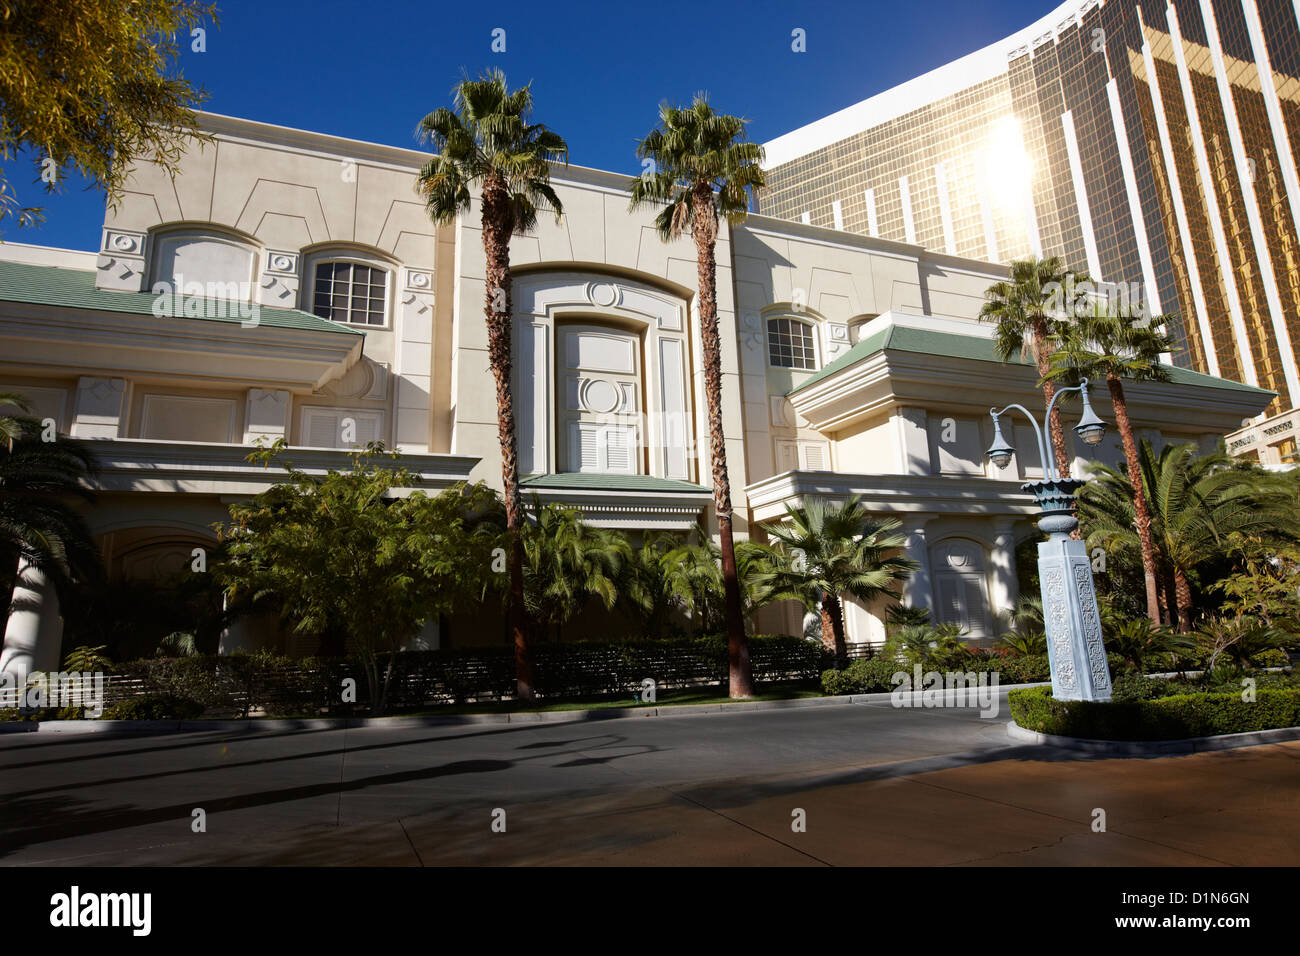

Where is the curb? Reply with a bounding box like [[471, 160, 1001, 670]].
[[1005, 719, 1300, 755], [0, 680, 1050, 735]]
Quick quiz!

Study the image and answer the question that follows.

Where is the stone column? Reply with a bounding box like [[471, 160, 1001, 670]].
[[900, 514, 935, 616], [893, 407, 930, 475], [1, 558, 64, 679], [989, 519, 1021, 625]]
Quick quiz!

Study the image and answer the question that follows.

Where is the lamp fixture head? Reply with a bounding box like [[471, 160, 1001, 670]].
[[1073, 378, 1108, 447], [986, 411, 1016, 469]]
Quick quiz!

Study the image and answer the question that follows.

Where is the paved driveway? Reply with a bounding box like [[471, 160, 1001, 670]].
[[2, 694, 1296, 865]]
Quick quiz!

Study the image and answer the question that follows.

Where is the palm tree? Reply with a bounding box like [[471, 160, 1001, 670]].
[[521, 502, 631, 642], [1081, 441, 1300, 631], [629, 94, 765, 698], [618, 533, 682, 640], [0, 394, 100, 649], [662, 527, 776, 637], [756, 496, 916, 664], [1047, 308, 1175, 622], [415, 69, 568, 701], [980, 257, 1079, 477]]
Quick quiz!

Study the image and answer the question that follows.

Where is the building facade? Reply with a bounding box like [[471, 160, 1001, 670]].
[[761, 0, 1300, 431], [0, 112, 1272, 674]]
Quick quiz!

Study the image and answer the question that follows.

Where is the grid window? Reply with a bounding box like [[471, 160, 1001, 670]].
[[767, 317, 817, 369], [312, 261, 388, 326]]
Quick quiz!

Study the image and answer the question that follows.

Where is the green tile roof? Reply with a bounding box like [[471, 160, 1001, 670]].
[[788, 319, 1274, 397], [0, 259, 362, 335], [521, 473, 711, 493]]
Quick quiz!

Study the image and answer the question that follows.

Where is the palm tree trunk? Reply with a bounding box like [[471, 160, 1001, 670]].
[[1108, 375, 1161, 623], [1174, 566, 1194, 633], [1162, 565, 1178, 629], [820, 592, 847, 666], [1032, 321, 1071, 480], [692, 183, 752, 699], [481, 173, 535, 701]]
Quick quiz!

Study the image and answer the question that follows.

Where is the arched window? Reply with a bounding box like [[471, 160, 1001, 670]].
[[767, 316, 818, 370], [303, 249, 392, 327], [150, 228, 257, 298]]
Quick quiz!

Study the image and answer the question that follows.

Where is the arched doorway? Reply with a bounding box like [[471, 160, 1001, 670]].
[[930, 537, 993, 640]]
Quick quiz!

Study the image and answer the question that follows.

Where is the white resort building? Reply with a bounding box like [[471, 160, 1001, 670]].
[[0, 113, 1272, 672]]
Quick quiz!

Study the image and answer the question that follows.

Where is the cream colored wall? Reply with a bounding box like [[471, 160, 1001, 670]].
[[831, 415, 896, 473], [447, 165, 751, 523], [99, 118, 440, 452]]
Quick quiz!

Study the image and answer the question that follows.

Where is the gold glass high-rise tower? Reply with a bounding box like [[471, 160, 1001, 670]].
[[762, 0, 1300, 423]]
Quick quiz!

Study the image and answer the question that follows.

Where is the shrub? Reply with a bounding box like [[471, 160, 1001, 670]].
[[820, 657, 905, 695], [101, 694, 204, 720], [1250, 648, 1290, 669], [995, 654, 1052, 684], [1008, 684, 1300, 740]]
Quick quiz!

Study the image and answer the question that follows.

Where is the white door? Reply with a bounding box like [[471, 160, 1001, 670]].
[[558, 325, 641, 474], [930, 539, 992, 639]]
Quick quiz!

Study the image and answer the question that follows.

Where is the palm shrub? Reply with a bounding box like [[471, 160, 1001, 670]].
[[882, 622, 969, 669], [1103, 617, 1193, 673], [1195, 616, 1291, 674], [756, 496, 915, 665], [616, 533, 686, 640], [521, 502, 632, 642], [1080, 441, 1300, 631], [663, 527, 777, 636], [998, 629, 1047, 657]]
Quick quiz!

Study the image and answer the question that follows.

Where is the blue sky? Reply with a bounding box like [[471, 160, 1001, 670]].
[[3, 0, 1054, 251]]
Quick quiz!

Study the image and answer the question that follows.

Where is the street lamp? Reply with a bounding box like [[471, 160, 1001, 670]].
[[986, 378, 1114, 703]]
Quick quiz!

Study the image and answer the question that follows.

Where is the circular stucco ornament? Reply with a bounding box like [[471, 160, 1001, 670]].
[[410, 271, 430, 289], [581, 379, 620, 414], [271, 254, 293, 272], [588, 282, 619, 308], [111, 234, 137, 252]]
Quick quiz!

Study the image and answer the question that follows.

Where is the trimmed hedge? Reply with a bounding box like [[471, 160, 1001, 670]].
[[1008, 684, 1300, 741], [101, 695, 204, 721], [821, 652, 1053, 695], [89, 635, 827, 718]]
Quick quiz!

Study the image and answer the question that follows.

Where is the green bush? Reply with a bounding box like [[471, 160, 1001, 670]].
[[820, 651, 1053, 694], [101, 694, 204, 720], [1250, 648, 1290, 669], [1008, 684, 1300, 740], [820, 657, 906, 695], [0, 708, 45, 721]]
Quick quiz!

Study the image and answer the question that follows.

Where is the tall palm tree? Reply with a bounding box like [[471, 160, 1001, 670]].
[[1081, 441, 1300, 631], [630, 94, 765, 697], [756, 496, 916, 664], [980, 256, 1079, 477], [0, 393, 99, 640], [415, 70, 568, 700], [1047, 308, 1175, 623]]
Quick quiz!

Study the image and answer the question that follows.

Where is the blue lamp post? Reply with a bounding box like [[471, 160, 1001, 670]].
[[987, 379, 1114, 703]]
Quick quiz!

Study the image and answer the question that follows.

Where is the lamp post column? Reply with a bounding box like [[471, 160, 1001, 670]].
[[988, 380, 1113, 703], [1025, 479, 1113, 702]]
